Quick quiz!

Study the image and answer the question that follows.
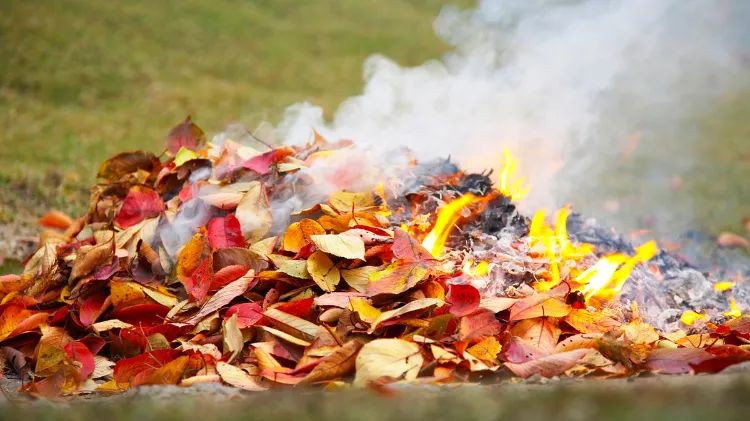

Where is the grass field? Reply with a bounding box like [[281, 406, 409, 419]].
[[1, 0, 749, 265]]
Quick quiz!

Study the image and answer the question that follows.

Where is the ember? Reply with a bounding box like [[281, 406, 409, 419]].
[[1, 117, 748, 397]]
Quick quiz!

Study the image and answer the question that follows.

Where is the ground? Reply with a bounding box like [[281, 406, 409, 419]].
[[1, 0, 750, 418]]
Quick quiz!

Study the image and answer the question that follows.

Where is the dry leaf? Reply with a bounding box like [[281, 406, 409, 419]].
[[354, 339, 423, 386], [310, 234, 365, 260], [216, 362, 267, 391], [307, 251, 340, 292], [235, 181, 272, 243]]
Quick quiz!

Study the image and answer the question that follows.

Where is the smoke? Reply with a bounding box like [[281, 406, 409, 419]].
[[276, 0, 750, 235]]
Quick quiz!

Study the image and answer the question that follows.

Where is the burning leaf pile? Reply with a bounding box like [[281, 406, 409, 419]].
[[1, 117, 749, 397]]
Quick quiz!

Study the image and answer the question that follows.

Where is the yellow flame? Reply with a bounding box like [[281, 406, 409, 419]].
[[724, 297, 742, 319], [422, 194, 481, 257], [680, 310, 708, 326], [529, 206, 594, 291], [462, 259, 491, 277], [498, 148, 530, 201], [577, 241, 659, 303]]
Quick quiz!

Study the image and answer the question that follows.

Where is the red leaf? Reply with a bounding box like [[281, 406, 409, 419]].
[[275, 297, 314, 319], [458, 309, 502, 341], [112, 303, 169, 326], [114, 186, 165, 229], [225, 303, 264, 328], [691, 345, 750, 373], [207, 215, 245, 249], [447, 284, 480, 317], [211, 264, 250, 290], [391, 228, 433, 262], [166, 116, 206, 155], [64, 341, 95, 381], [79, 291, 109, 327], [113, 349, 181, 385], [242, 148, 294, 175], [646, 347, 713, 374], [120, 324, 187, 350], [504, 336, 548, 363]]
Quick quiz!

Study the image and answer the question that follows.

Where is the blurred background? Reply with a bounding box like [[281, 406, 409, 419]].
[[1, 0, 749, 270]]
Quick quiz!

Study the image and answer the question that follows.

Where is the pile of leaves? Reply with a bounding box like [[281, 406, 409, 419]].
[[1, 117, 749, 397]]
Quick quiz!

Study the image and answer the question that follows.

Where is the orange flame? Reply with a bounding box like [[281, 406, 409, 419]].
[[724, 296, 742, 318], [422, 194, 482, 257], [498, 148, 530, 201]]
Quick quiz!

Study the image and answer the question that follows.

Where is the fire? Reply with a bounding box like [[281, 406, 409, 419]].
[[680, 310, 708, 326], [577, 241, 659, 303], [529, 206, 593, 291], [422, 193, 482, 257], [498, 148, 530, 201], [724, 297, 742, 318], [463, 259, 491, 277]]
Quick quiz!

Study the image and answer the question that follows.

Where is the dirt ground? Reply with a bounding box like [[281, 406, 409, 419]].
[[2, 369, 750, 421]]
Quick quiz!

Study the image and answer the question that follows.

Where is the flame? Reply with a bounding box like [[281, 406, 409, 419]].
[[463, 259, 490, 277], [498, 148, 530, 201], [714, 281, 735, 292], [421, 194, 482, 257], [577, 241, 659, 303], [724, 296, 742, 318], [529, 206, 593, 291]]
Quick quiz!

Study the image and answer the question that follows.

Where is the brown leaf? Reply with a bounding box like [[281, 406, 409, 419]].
[[301, 340, 363, 384], [70, 241, 114, 281], [97, 151, 160, 181], [504, 349, 591, 378], [510, 318, 560, 354], [509, 294, 571, 321]]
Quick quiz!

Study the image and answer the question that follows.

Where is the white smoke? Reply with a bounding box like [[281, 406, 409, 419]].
[[276, 0, 749, 232]]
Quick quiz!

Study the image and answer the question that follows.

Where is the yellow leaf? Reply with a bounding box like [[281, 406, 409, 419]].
[[222, 313, 243, 363], [216, 362, 267, 391], [329, 191, 375, 213], [307, 251, 340, 292], [248, 236, 277, 258], [354, 339, 423, 386], [259, 326, 312, 347], [235, 181, 272, 243], [174, 147, 198, 166], [263, 308, 319, 341], [368, 298, 443, 333], [310, 234, 365, 260], [110, 280, 146, 309], [341, 266, 380, 293], [348, 298, 381, 324], [467, 336, 501, 363], [142, 355, 190, 385], [91, 319, 133, 333], [282, 219, 325, 253]]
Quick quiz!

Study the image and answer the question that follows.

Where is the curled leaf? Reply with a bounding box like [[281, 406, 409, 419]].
[[354, 339, 423, 386]]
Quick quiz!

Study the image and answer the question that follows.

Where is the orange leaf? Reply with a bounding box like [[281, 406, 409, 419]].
[[177, 231, 214, 302]]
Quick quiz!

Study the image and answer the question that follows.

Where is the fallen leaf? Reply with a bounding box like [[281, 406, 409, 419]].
[[467, 336, 501, 363], [166, 116, 206, 155], [64, 341, 96, 381], [307, 251, 340, 292], [115, 186, 165, 229], [368, 298, 443, 333], [717, 232, 749, 248], [646, 347, 713, 374], [207, 214, 246, 249], [97, 151, 160, 182], [509, 294, 571, 321], [354, 339, 423, 386], [310, 234, 365, 260], [302, 340, 363, 384], [329, 191, 375, 213], [391, 228, 433, 262], [447, 284, 480, 317], [564, 309, 622, 334], [283, 219, 326, 253], [367, 261, 431, 296], [216, 361, 267, 391], [113, 349, 181, 385], [70, 241, 113, 281], [225, 302, 264, 328], [505, 349, 592, 378], [38, 210, 73, 230], [263, 308, 319, 341], [341, 266, 380, 293], [510, 318, 560, 354], [185, 270, 253, 325], [176, 231, 214, 302], [235, 181, 272, 243], [459, 309, 503, 341], [222, 313, 243, 362]]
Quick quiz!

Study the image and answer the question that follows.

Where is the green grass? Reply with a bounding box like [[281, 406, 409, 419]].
[[0, 0, 466, 230]]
